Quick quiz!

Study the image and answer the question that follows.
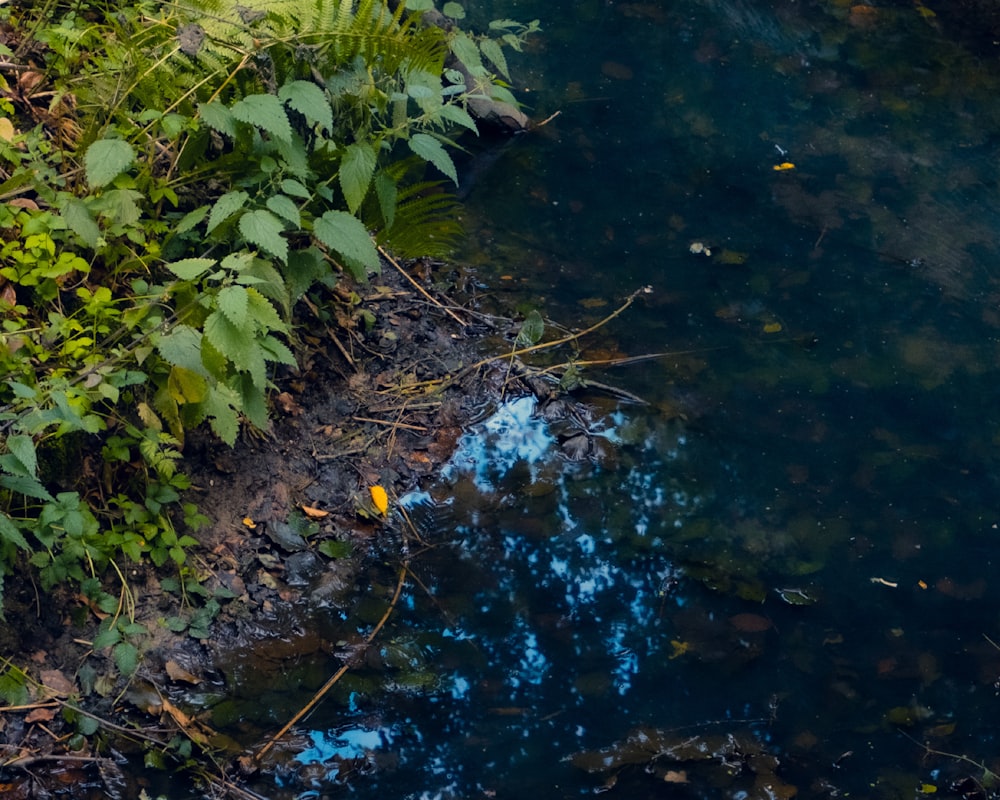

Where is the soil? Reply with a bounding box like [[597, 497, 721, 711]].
[[0, 255, 550, 799]]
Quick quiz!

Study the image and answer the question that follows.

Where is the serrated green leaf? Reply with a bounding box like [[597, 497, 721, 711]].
[[98, 188, 142, 227], [313, 210, 380, 276], [235, 373, 268, 428], [92, 627, 121, 650], [207, 190, 249, 233], [340, 142, 377, 214], [405, 0, 434, 9], [443, 1, 465, 18], [113, 642, 139, 676], [246, 287, 287, 333], [156, 325, 207, 375], [217, 285, 249, 329], [176, 205, 209, 234], [5, 434, 37, 477], [62, 198, 101, 248], [265, 194, 301, 228], [280, 178, 311, 199], [409, 133, 458, 184], [75, 714, 100, 735], [0, 474, 54, 502], [165, 257, 215, 281], [450, 32, 483, 74], [437, 103, 479, 134], [0, 512, 29, 550], [231, 94, 292, 143], [259, 334, 296, 365], [84, 139, 135, 189], [168, 365, 208, 404], [286, 247, 328, 301], [516, 309, 545, 347], [480, 38, 509, 79], [203, 383, 241, 445], [198, 101, 234, 136], [237, 258, 290, 317], [239, 209, 288, 262], [204, 310, 253, 366], [278, 80, 333, 134]]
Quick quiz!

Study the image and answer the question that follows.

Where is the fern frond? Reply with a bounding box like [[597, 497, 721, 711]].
[[376, 181, 462, 258]]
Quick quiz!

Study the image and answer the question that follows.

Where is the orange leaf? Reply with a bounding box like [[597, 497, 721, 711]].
[[369, 485, 389, 516], [242, 517, 256, 529], [301, 505, 330, 519], [772, 162, 796, 171]]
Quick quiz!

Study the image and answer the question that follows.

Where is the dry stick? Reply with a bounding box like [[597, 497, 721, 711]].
[[378, 246, 469, 328], [254, 563, 409, 762], [351, 415, 428, 433]]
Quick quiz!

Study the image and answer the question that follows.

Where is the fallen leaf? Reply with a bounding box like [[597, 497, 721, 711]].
[[772, 162, 796, 171], [0, 118, 15, 142], [165, 660, 201, 685], [662, 770, 688, 784], [39, 669, 75, 698], [300, 504, 330, 519], [370, 485, 389, 516], [763, 321, 783, 334], [730, 613, 773, 633], [25, 706, 57, 723], [242, 517, 256, 529]]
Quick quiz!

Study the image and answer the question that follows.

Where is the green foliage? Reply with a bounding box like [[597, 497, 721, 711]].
[[0, 0, 535, 670]]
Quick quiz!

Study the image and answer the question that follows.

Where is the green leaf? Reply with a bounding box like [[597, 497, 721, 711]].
[[217, 285, 249, 329], [409, 133, 458, 184], [168, 366, 208, 405], [204, 310, 253, 367], [286, 247, 328, 301], [235, 373, 268, 429], [207, 190, 249, 233], [259, 334, 296, 365], [165, 257, 215, 281], [176, 205, 209, 234], [281, 178, 311, 199], [443, 1, 465, 18], [375, 173, 397, 229], [313, 210, 380, 276], [279, 80, 333, 134], [340, 142, 377, 214], [198, 101, 234, 136], [231, 94, 292, 143], [92, 626, 121, 650], [203, 383, 241, 445], [437, 104, 479, 134], [239, 209, 288, 262], [62, 198, 101, 248], [265, 194, 301, 228], [516, 309, 545, 347], [318, 539, 352, 558], [0, 513, 29, 550], [246, 287, 287, 333], [405, 0, 434, 9], [4, 434, 38, 477], [113, 642, 139, 676], [0, 474, 54, 502], [480, 38, 509, 80], [84, 139, 135, 189], [450, 32, 483, 74], [156, 325, 207, 375], [98, 188, 142, 227]]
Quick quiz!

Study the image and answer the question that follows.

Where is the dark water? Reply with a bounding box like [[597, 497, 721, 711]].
[[228, 3, 1000, 798]]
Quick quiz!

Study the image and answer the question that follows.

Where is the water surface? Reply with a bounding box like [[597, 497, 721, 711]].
[[248, 3, 1000, 798]]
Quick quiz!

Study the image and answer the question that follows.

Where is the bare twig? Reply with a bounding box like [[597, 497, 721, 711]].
[[378, 246, 469, 328]]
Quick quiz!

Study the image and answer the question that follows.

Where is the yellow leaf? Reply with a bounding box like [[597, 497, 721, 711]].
[[369, 485, 389, 516], [301, 504, 329, 519], [668, 640, 689, 659], [763, 322, 783, 333], [920, 784, 938, 794], [242, 517, 256, 529], [0, 117, 15, 142], [772, 162, 796, 171]]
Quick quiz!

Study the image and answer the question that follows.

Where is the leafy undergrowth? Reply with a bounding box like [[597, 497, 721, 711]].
[[0, 0, 538, 791]]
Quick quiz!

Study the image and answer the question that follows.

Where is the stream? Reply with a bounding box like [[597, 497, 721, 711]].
[[210, 2, 1000, 798]]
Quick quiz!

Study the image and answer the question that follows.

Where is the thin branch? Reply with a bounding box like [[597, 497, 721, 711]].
[[378, 246, 469, 328]]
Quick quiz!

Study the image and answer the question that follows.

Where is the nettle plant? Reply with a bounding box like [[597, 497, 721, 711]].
[[0, 0, 537, 628]]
